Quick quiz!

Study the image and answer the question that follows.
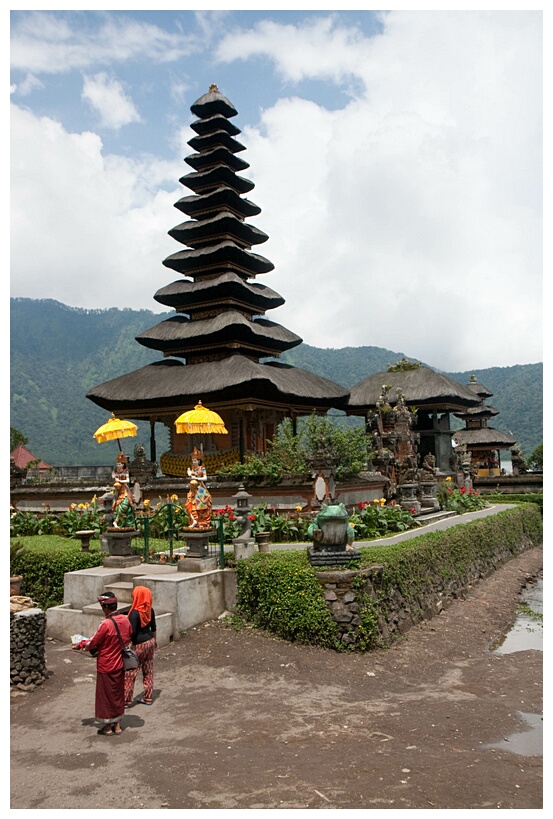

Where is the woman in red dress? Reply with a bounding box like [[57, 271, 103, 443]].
[[73, 591, 132, 736]]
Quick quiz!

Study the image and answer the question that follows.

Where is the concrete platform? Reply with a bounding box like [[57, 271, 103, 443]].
[[46, 562, 237, 647]]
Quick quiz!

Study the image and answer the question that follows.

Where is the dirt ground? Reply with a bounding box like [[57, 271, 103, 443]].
[[10, 547, 543, 812]]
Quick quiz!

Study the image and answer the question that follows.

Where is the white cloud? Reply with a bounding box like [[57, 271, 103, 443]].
[[217, 11, 542, 370], [81, 73, 141, 130], [10, 103, 180, 314], [10, 11, 201, 75], [8, 10, 543, 372], [11, 73, 44, 96]]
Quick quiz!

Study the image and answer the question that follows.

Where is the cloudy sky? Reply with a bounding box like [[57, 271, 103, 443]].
[[10, 7, 543, 372]]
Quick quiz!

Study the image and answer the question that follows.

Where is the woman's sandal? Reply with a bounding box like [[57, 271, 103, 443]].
[[97, 726, 114, 736], [137, 699, 153, 706], [113, 723, 122, 735]]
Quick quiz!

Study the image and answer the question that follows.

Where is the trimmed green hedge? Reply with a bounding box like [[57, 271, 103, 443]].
[[10, 536, 103, 610], [235, 504, 542, 652], [486, 492, 543, 514]]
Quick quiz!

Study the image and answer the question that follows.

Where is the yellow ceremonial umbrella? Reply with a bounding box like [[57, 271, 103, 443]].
[[174, 401, 228, 435], [93, 413, 138, 452], [175, 401, 228, 457]]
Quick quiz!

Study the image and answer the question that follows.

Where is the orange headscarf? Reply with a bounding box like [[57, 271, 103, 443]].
[[128, 585, 152, 628]]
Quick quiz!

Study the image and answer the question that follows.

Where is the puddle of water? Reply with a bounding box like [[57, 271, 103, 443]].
[[482, 711, 543, 757], [494, 576, 543, 655]]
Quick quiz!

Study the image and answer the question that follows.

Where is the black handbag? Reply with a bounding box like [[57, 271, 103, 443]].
[[110, 614, 139, 670]]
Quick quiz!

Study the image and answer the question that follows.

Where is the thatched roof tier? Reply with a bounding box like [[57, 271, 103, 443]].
[[453, 428, 516, 448], [180, 165, 255, 195], [175, 188, 261, 220], [187, 130, 246, 155], [454, 404, 499, 419], [466, 378, 493, 398], [154, 273, 284, 312], [190, 114, 241, 137], [168, 211, 268, 249], [185, 147, 249, 173], [348, 366, 481, 412], [136, 312, 301, 357], [190, 88, 238, 119], [86, 355, 349, 416], [163, 241, 274, 277]]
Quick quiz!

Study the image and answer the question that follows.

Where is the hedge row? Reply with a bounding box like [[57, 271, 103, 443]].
[[235, 504, 542, 652], [10, 537, 103, 610]]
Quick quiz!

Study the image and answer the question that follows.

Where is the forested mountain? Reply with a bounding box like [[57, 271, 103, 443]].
[[10, 298, 542, 466]]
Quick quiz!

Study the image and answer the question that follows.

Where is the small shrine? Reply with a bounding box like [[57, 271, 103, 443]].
[[86, 85, 348, 476], [452, 375, 516, 477], [347, 360, 481, 473]]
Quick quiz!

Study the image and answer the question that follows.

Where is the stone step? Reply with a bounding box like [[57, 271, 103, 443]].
[[82, 601, 132, 617], [104, 581, 134, 603]]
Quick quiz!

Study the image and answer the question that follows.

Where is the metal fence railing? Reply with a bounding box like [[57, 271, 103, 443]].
[[135, 502, 226, 568]]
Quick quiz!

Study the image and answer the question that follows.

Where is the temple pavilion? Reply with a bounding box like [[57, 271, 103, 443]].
[[452, 375, 516, 476], [86, 86, 348, 477], [346, 360, 481, 473]]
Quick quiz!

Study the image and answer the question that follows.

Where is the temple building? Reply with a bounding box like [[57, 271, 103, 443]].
[[86, 86, 349, 477], [346, 360, 481, 473], [452, 375, 516, 476]]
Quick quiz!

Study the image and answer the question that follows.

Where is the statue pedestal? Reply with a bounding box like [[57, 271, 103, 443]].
[[420, 481, 440, 511], [397, 484, 421, 515], [104, 528, 139, 555], [177, 528, 216, 572], [307, 545, 361, 567], [182, 528, 213, 557], [102, 529, 141, 568]]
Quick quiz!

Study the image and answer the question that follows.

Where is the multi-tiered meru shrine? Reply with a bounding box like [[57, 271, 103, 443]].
[[87, 85, 348, 476]]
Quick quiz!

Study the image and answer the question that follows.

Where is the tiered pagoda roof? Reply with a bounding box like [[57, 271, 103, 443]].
[[87, 85, 348, 419], [453, 376, 515, 449]]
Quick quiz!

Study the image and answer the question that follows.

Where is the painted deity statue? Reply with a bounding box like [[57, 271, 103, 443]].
[[112, 480, 136, 529], [185, 448, 212, 529], [112, 452, 130, 487]]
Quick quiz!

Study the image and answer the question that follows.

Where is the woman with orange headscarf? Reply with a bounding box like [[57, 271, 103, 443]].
[[124, 585, 157, 707]]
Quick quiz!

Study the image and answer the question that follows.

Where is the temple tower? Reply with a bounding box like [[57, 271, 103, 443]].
[[87, 86, 348, 476]]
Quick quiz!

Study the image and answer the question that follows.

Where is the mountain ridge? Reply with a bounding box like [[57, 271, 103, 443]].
[[10, 298, 542, 466]]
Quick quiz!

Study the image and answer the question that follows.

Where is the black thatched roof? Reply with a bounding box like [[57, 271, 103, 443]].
[[136, 312, 301, 356], [187, 130, 246, 155], [185, 147, 250, 173], [154, 273, 284, 312], [86, 355, 350, 416], [162, 241, 274, 277], [168, 211, 268, 249], [190, 114, 241, 137], [87, 86, 349, 423], [453, 428, 516, 448], [454, 404, 499, 419], [190, 87, 238, 119], [466, 378, 493, 398], [348, 366, 481, 411], [175, 187, 261, 220], [180, 165, 255, 195]]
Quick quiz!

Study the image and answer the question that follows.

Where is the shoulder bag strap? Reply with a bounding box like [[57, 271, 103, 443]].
[[108, 613, 126, 649]]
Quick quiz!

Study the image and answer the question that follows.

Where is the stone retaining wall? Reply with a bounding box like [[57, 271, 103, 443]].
[[10, 608, 48, 690], [316, 533, 537, 647]]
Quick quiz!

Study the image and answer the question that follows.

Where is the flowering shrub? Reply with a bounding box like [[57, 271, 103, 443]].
[[211, 505, 241, 543], [437, 484, 489, 514], [57, 501, 106, 537], [348, 500, 421, 539], [10, 501, 106, 538]]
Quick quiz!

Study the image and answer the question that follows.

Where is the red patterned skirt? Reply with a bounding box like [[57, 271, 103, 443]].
[[95, 668, 126, 723]]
